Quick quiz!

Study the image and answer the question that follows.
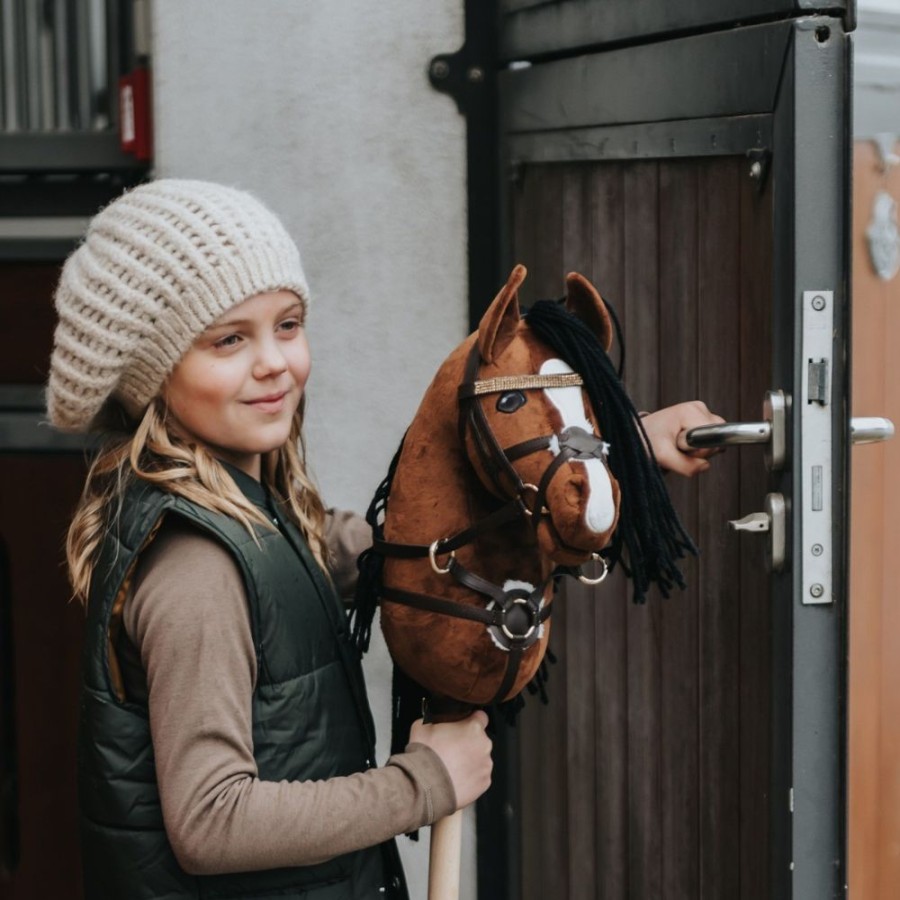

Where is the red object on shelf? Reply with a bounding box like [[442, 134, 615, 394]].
[[119, 66, 152, 161]]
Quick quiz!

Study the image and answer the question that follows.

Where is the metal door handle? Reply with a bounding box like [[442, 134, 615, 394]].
[[850, 417, 894, 444], [683, 421, 771, 448], [684, 411, 893, 449], [682, 390, 788, 471]]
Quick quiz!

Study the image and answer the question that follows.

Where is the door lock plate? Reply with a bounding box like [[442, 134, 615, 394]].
[[801, 290, 834, 604]]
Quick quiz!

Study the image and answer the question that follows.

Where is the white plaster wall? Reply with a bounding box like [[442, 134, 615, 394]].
[[150, 2, 473, 898], [854, 0, 900, 137]]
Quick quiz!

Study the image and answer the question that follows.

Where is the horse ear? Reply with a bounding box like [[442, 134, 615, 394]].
[[564, 272, 614, 352], [478, 264, 526, 363]]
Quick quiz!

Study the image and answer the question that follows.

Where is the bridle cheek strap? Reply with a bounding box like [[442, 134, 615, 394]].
[[459, 344, 525, 498]]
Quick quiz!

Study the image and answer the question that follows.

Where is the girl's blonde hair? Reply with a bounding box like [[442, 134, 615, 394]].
[[67, 396, 328, 604]]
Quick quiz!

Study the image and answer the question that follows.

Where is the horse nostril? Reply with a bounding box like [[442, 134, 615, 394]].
[[565, 477, 587, 508]]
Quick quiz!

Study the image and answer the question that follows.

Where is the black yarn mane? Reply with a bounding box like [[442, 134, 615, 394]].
[[349, 436, 404, 659], [525, 298, 697, 601], [348, 435, 441, 760]]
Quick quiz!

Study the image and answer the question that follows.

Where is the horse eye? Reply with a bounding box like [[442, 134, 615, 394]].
[[496, 390, 526, 413]]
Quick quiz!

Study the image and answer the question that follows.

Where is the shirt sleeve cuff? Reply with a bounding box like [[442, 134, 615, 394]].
[[387, 742, 457, 825]]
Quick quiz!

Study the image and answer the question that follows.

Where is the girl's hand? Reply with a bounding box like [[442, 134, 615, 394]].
[[410, 711, 493, 810], [641, 401, 726, 477]]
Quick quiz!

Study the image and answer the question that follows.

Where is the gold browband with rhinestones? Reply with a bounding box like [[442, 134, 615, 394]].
[[465, 373, 584, 397]]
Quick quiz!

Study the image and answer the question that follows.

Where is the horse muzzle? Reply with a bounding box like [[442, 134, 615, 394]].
[[531, 426, 621, 562]]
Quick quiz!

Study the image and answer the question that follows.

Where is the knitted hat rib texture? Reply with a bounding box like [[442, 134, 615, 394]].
[[47, 179, 310, 433]]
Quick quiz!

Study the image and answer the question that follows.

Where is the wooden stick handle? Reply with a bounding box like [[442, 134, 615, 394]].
[[428, 808, 463, 900]]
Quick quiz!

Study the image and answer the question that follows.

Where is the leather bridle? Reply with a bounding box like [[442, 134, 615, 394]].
[[377, 342, 613, 705]]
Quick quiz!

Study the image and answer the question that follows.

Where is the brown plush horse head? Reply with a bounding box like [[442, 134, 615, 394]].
[[374, 264, 620, 708], [351, 265, 694, 720]]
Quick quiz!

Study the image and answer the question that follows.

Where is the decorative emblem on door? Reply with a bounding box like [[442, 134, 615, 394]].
[[866, 190, 900, 282], [868, 134, 900, 282]]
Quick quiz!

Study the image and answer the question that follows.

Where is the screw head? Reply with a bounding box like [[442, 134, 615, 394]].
[[810, 583, 825, 598], [811, 543, 824, 557], [431, 59, 450, 80], [749, 160, 763, 179], [467, 66, 485, 83], [811, 295, 826, 311]]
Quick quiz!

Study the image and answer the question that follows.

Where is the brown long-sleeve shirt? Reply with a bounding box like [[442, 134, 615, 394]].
[[118, 512, 454, 876]]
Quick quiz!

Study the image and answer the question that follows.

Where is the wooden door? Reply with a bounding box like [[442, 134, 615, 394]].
[[0, 262, 87, 900], [483, 5, 853, 899], [507, 157, 771, 900]]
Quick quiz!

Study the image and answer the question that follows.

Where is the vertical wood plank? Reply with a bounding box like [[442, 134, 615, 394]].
[[658, 158, 701, 899], [738, 159, 774, 900], [561, 162, 599, 899], [532, 164, 570, 900], [590, 162, 630, 900], [529, 164, 566, 302], [622, 160, 664, 900], [537, 577, 570, 900], [510, 165, 537, 302], [561, 163, 593, 277], [696, 158, 742, 898], [514, 163, 545, 900]]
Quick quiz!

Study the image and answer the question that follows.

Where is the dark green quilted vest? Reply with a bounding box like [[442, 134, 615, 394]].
[[78, 475, 408, 900]]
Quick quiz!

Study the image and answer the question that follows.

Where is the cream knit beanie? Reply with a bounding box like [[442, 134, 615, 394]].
[[47, 179, 310, 433]]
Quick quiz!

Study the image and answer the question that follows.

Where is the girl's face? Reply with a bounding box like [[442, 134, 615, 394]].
[[163, 290, 310, 479]]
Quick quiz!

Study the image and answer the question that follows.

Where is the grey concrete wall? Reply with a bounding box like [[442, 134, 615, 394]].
[[150, 2, 474, 897]]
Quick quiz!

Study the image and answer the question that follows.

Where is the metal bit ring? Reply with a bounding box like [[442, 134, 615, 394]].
[[520, 483, 549, 517], [429, 540, 455, 575], [578, 553, 610, 586]]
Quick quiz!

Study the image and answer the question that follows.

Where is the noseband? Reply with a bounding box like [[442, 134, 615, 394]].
[[376, 342, 612, 706]]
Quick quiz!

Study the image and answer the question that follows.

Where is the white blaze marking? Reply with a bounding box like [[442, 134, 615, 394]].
[[540, 359, 616, 533]]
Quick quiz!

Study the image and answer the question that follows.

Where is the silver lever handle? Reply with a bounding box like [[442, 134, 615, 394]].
[[680, 390, 788, 472], [850, 417, 894, 444], [687, 415, 894, 447], [683, 421, 771, 448]]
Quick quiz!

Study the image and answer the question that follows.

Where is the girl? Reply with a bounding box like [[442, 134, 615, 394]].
[[48, 179, 490, 900], [48, 179, 720, 900]]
